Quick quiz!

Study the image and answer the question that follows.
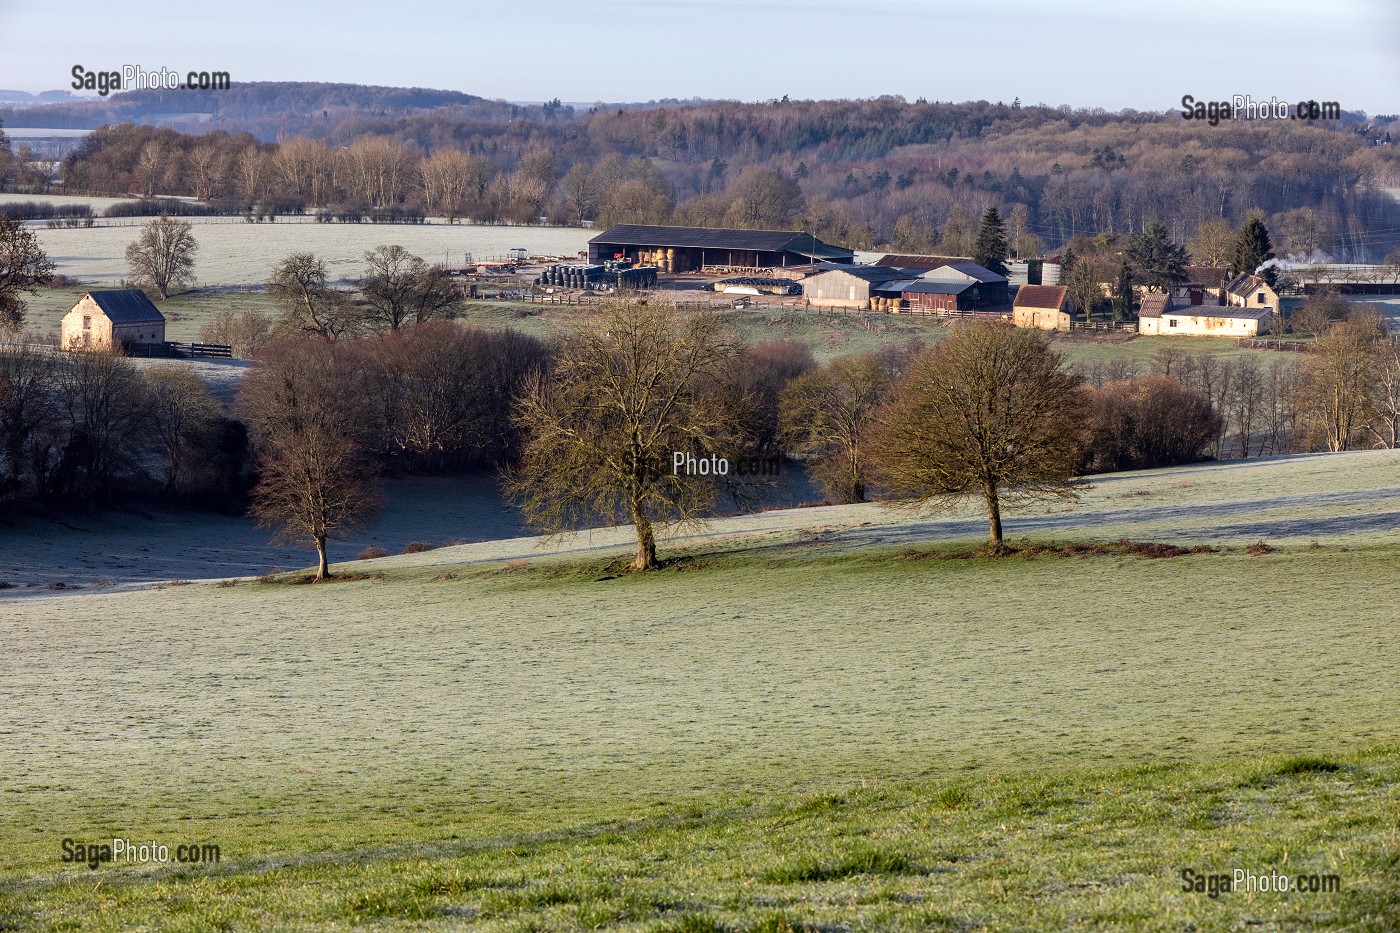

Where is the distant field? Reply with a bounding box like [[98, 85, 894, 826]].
[[1, 450, 1397, 928], [32, 218, 593, 287]]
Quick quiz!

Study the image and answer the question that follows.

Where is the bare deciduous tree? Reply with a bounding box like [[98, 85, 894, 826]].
[[239, 338, 381, 580], [0, 216, 56, 334], [268, 252, 356, 339], [200, 308, 273, 358], [143, 364, 222, 492], [506, 300, 739, 571], [125, 215, 197, 299], [869, 321, 1087, 553], [358, 245, 462, 333], [780, 354, 890, 503], [1298, 320, 1378, 452]]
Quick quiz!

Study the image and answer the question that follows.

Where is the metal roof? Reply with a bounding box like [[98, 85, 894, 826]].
[[84, 290, 164, 323], [925, 261, 1008, 284], [873, 253, 970, 269], [807, 265, 910, 285], [901, 280, 975, 295], [589, 224, 853, 259]]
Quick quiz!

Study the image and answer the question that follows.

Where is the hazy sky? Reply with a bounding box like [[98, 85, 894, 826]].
[[0, 0, 1396, 113]]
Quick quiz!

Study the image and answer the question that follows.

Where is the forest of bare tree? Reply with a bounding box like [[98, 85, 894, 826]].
[[6, 91, 1397, 259]]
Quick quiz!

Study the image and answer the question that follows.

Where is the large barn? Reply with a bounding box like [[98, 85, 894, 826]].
[[587, 225, 854, 272], [60, 290, 166, 350]]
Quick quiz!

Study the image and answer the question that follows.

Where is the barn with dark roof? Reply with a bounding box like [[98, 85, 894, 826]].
[[60, 290, 166, 350], [587, 224, 854, 272]]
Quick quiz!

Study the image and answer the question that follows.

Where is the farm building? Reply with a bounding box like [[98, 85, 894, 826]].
[[1225, 273, 1280, 310], [1176, 266, 1230, 301], [1138, 293, 1274, 335], [921, 262, 1010, 306], [1012, 285, 1071, 331], [587, 225, 853, 272], [802, 266, 915, 309], [872, 253, 970, 270], [60, 290, 165, 350], [901, 280, 978, 313]]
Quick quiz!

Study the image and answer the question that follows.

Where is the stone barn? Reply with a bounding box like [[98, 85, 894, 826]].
[[60, 290, 166, 350], [1012, 285, 1071, 331]]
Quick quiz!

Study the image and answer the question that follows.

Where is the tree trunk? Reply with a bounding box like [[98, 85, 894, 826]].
[[631, 499, 657, 571], [315, 535, 330, 581], [984, 481, 1006, 555]]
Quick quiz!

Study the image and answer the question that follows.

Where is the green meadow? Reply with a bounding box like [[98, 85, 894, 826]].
[[2, 451, 1397, 929]]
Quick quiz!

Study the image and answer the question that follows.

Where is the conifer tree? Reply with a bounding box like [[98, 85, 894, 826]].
[[972, 206, 1010, 276], [1233, 215, 1277, 286]]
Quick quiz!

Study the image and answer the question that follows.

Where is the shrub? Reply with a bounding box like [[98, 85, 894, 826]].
[[402, 541, 435, 554], [1246, 540, 1276, 556], [355, 546, 389, 561]]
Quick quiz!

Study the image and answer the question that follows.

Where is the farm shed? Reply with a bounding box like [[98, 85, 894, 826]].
[[60, 290, 165, 350], [921, 261, 1010, 306], [1012, 285, 1071, 331], [1138, 299, 1275, 336], [901, 280, 977, 313], [587, 225, 853, 272], [802, 266, 913, 309]]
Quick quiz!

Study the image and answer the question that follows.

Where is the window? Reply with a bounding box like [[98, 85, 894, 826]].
[[1258, 293, 1265, 304], [82, 316, 91, 330], [1168, 318, 1178, 328]]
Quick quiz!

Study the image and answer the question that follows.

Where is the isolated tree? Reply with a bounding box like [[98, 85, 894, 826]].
[[506, 300, 740, 571], [1187, 220, 1236, 266], [268, 252, 355, 339], [1233, 215, 1277, 286], [142, 364, 221, 491], [358, 245, 461, 332], [780, 354, 890, 503], [238, 338, 381, 580], [0, 217, 56, 334], [1127, 221, 1188, 291], [971, 207, 1010, 276], [125, 215, 197, 299], [869, 321, 1087, 552]]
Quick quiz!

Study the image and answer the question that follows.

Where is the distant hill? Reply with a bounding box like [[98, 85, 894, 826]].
[[0, 82, 521, 135]]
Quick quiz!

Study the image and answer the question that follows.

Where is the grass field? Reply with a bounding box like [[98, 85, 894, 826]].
[[1, 451, 1398, 929]]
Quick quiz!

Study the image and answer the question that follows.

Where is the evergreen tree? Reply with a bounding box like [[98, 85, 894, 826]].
[[1112, 259, 1133, 322], [1233, 215, 1277, 286], [972, 206, 1010, 276], [1126, 222, 1188, 290]]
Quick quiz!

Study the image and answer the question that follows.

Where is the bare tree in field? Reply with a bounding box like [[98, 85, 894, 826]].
[[142, 365, 221, 491], [869, 321, 1087, 553], [268, 252, 356, 339], [1298, 319, 1378, 452], [779, 353, 890, 503], [358, 245, 462, 333], [238, 339, 381, 580], [125, 215, 197, 299], [506, 300, 740, 571], [1366, 339, 1400, 449], [0, 216, 56, 334]]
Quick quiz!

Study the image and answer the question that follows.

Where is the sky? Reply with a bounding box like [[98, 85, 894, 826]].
[[0, 0, 1396, 114]]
